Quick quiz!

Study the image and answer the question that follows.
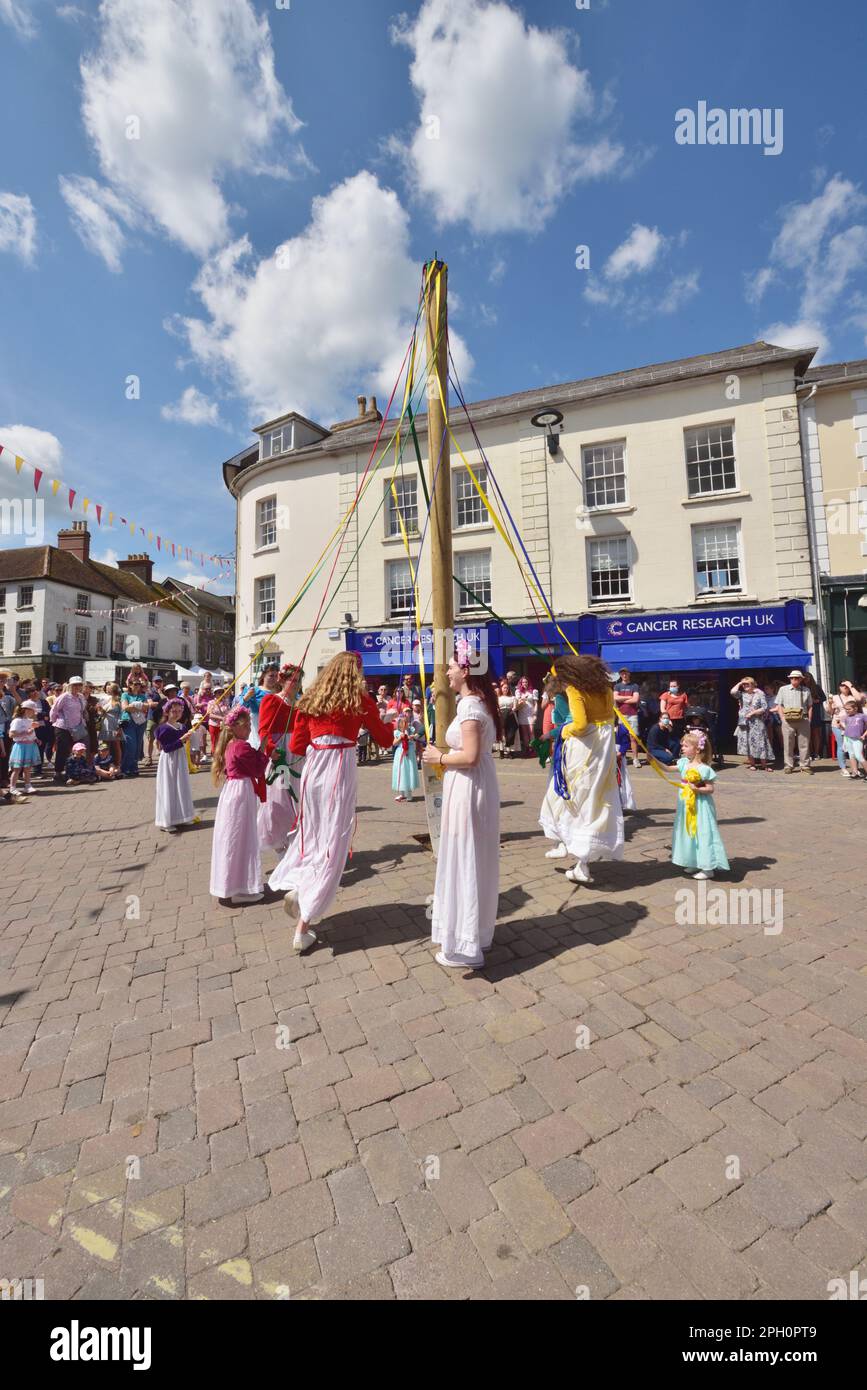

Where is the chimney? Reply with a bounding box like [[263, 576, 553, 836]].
[[357, 395, 368, 418], [117, 553, 154, 586], [370, 396, 378, 415], [57, 521, 91, 563]]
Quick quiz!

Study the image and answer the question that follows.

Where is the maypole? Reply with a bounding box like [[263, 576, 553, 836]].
[[425, 258, 455, 754]]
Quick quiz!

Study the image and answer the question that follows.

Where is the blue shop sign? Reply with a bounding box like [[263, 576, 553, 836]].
[[596, 606, 789, 642], [348, 623, 490, 672]]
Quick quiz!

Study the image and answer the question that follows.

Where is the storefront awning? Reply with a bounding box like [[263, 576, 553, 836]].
[[601, 635, 812, 674]]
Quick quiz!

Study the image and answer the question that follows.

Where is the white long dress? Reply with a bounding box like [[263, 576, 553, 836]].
[[540, 721, 624, 862], [268, 735, 356, 924], [431, 697, 500, 962], [258, 744, 303, 851], [154, 745, 194, 829], [210, 779, 263, 899]]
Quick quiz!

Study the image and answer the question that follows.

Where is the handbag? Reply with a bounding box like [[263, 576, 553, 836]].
[[782, 705, 805, 724]]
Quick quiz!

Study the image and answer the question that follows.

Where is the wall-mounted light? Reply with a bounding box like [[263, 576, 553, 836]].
[[344, 612, 354, 626], [531, 408, 564, 457]]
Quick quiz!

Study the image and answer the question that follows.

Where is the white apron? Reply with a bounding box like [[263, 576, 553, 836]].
[[268, 736, 357, 923], [155, 747, 194, 829], [540, 721, 624, 862]]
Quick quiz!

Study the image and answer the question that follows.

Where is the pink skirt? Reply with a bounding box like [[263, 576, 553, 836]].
[[210, 778, 263, 900], [269, 739, 357, 923]]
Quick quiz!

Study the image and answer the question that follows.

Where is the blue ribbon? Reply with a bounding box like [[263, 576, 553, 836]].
[[552, 724, 571, 800]]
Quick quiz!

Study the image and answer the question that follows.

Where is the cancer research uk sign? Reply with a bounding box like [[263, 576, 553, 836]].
[[600, 607, 788, 642], [357, 623, 488, 670]]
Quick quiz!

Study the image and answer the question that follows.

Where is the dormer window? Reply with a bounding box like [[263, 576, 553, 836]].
[[261, 423, 295, 460]]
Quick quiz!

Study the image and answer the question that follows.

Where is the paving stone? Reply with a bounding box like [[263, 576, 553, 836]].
[[739, 1171, 831, 1232], [360, 1129, 421, 1204], [450, 1094, 522, 1152], [395, 1188, 451, 1249], [490, 1167, 572, 1254], [390, 1233, 491, 1300], [392, 1081, 460, 1131], [583, 1112, 690, 1191], [187, 1212, 249, 1276], [186, 1158, 270, 1227], [742, 1230, 831, 1299], [656, 1143, 741, 1210], [649, 1212, 758, 1299], [298, 1112, 356, 1179], [565, 1187, 659, 1282], [428, 1149, 497, 1231], [513, 1111, 589, 1169], [315, 1205, 409, 1285], [246, 1180, 335, 1260], [549, 1231, 619, 1299]]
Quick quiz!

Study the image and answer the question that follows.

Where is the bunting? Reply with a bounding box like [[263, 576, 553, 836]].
[[0, 438, 235, 571]]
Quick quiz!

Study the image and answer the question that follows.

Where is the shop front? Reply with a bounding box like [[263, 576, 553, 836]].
[[822, 579, 867, 690], [345, 619, 583, 689], [578, 600, 811, 748]]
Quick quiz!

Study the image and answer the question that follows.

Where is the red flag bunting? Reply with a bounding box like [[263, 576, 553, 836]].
[[33, 469, 42, 493], [68, 489, 76, 509], [95, 505, 102, 525]]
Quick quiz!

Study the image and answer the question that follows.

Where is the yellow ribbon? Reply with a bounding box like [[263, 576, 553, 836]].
[[680, 766, 702, 838]]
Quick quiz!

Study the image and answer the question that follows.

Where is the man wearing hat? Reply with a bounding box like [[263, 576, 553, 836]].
[[49, 676, 88, 783], [776, 670, 813, 774]]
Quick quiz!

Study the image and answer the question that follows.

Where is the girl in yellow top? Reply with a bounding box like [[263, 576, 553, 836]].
[[539, 654, 625, 884]]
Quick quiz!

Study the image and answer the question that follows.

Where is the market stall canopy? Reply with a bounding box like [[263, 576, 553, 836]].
[[174, 663, 234, 688]]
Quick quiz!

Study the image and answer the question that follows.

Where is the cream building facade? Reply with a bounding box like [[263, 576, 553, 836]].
[[798, 358, 867, 688], [225, 341, 819, 741]]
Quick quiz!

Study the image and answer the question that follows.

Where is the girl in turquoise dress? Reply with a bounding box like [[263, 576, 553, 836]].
[[391, 712, 420, 802], [672, 731, 729, 879]]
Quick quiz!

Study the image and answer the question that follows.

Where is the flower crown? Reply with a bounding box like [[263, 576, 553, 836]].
[[455, 637, 481, 670], [687, 730, 707, 750], [225, 705, 249, 728]]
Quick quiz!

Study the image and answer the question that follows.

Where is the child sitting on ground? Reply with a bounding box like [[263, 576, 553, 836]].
[[65, 741, 98, 784], [94, 742, 122, 780]]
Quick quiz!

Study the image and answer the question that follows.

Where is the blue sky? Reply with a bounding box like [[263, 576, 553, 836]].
[[1, 0, 866, 588]]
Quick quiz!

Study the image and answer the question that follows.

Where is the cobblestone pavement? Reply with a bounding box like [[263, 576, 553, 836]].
[[0, 753, 865, 1301]]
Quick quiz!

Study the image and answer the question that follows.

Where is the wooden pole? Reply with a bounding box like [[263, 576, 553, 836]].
[[425, 259, 455, 752]]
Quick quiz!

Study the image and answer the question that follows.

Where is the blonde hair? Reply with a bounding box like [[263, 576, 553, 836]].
[[298, 652, 366, 718], [212, 712, 250, 785], [681, 730, 711, 765]]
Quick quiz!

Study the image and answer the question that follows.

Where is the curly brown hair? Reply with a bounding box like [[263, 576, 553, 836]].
[[551, 653, 612, 698], [298, 652, 367, 717]]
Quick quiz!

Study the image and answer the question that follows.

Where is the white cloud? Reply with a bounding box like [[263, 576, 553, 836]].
[[0, 0, 36, 40], [58, 175, 138, 273], [389, 0, 623, 234], [602, 224, 665, 281], [583, 223, 698, 318], [657, 271, 701, 315], [65, 0, 309, 264], [751, 174, 867, 358], [762, 319, 831, 361], [175, 170, 473, 424], [0, 425, 63, 477], [161, 386, 225, 428], [0, 192, 37, 263]]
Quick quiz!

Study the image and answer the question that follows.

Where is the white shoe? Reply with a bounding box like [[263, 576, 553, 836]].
[[294, 929, 318, 954], [565, 861, 591, 884], [230, 892, 264, 904], [282, 888, 300, 921], [692, 871, 714, 880], [840, 769, 851, 777], [545, 844, 568, 859], [435, 950, 484, 970]]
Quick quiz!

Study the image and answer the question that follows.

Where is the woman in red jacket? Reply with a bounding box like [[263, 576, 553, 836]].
[[269, 652, 393, 951], [257, 664, 303, 852]]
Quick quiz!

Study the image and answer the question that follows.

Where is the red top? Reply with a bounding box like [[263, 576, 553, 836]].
[[224, 740, 269, 803], [290, 693, 393, 757], [660, 691, 689, 720], [258, 692, 297, 757]]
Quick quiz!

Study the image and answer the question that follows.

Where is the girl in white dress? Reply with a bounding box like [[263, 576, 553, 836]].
[[210, 707, 270, 906], [540, 654, 624, 884], [421, 654, 502, 969]]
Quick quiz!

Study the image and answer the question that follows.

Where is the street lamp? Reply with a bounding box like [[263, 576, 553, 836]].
[[530, 408, 564, 457]]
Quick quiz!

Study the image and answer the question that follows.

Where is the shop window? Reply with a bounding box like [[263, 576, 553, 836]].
[[588, 537, 631, 603], [685, 422, 737, 496], [693, 523, 742, 593], [583, 441, 627, 509]]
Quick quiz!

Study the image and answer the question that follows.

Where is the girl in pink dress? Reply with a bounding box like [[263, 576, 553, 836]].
[[209, 706, 270, 906]]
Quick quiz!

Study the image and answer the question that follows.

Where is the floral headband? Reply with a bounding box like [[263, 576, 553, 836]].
[[686, 730, 707, 750], [455, 637, 481, 670], [225, 705, 250, 728], [164, 698, 185, 713]]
